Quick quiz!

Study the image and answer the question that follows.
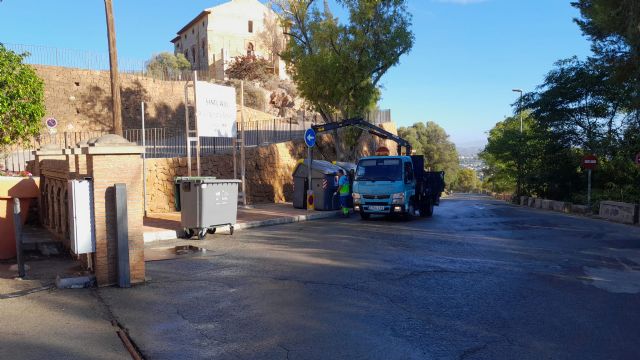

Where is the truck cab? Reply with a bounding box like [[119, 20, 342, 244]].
[[352, 156, 417, 219], [352, 155, 444, 220]]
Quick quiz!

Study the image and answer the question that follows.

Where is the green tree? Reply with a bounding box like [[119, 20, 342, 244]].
[[480, 112, 582, 200], [274, 0, 414, 159], [572, 0, 640, 113], [452, 168, 478, 193], [0, 44, 45, 149], [145, 52, 191, 80], [398, 121, 459, 185]]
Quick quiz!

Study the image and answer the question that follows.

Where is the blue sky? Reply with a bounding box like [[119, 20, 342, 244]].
[[0, 0, 592, 146]]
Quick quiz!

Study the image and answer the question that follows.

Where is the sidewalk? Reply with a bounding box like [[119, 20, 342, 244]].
[[144, 203, 341, 243]]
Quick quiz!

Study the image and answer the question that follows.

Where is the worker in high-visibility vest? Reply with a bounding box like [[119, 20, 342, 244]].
[[335, 169, 350, 217]]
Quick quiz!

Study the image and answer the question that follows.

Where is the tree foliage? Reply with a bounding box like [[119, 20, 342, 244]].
[[0, 44, 45, 149], [481, 2, 640, 205], [451, 168, 479, 193], [398, 121, 459, 185], [145, 52, 191, 80], [273, 0, 414, 159]]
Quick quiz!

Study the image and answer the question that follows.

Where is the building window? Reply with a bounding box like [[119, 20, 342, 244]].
[[203, 20, 205, 27], [192, 28, 194, 34], [202, 40, 206, 56], [184, 50, 189, 61], [248, 20, 253, 33], [247, 42, 255, 56], [184, 33, 187, 39]]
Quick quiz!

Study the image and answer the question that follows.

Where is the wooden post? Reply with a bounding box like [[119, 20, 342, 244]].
[[104, 0, 123, 135]]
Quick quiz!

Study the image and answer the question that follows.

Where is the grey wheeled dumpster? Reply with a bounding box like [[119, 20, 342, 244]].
[[176, 177, 242, 239], [292, 160, 342, 211]]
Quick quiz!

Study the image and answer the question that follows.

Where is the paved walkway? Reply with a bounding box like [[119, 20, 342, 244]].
[[144, 203, 340, 242]]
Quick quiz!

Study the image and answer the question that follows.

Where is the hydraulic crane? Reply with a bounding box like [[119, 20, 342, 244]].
[[311, 118, 413, 156]]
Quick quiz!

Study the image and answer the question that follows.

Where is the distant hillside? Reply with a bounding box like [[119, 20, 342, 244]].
[[456, 141, 486, 157]]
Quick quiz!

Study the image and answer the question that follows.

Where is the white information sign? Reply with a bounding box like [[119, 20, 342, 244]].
[[195, 81, 237, 137]]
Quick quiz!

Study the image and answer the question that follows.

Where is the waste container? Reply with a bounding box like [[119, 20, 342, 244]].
[[176, 177, 241, 239], [292, 159, 342, 211]]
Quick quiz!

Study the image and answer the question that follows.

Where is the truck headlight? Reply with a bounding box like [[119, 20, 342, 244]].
[[391, 192, 405, 204], [352, 193, 361, 204]]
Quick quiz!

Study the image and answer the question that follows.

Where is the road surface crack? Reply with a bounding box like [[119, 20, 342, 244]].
[[458, 342, 490, 360], [278, 344, 291, 360], [175, 307, 230, 347]]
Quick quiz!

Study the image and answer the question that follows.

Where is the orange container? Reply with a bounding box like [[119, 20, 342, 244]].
[[0, 177, 40, 260]]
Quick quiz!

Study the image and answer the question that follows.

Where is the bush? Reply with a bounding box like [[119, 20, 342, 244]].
[[0, 44, 45, 149], [226, 55, 275, 84]]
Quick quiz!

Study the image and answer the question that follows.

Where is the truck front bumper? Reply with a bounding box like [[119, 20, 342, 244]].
[[354, 203, 406, 214]]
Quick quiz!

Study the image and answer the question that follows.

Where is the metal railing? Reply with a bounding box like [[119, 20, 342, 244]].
[[124, 118, 310, 158], [1, 131, 108, 172]]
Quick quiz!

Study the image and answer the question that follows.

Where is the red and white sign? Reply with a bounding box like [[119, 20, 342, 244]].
[[582, 155, 598, 170], [635, 153, 640, 166]]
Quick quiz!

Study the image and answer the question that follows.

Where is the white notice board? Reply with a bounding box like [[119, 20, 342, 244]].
[[195, 81, 237, 137]]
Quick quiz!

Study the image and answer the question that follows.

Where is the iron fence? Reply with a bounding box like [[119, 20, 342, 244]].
[[124, 118, 309, 158], [1, 131, 108, 172]]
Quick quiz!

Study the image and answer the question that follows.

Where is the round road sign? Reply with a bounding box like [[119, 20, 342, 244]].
[[582, 155, 598, 170], [304, 128, 316, 148], [46, 117, 58, 128]]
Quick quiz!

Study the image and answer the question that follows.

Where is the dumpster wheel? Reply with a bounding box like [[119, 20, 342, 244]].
[[184, 228, 195, 239], [207, 227, 217, 235], [229, 225, 234, 235], [197, 229, 207, 240]]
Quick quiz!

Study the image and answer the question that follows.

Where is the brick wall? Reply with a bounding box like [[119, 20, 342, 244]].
[[87, 152, 145, 285]]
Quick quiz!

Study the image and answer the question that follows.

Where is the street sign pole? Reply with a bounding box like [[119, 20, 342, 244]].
[[587, 169, 592, 208], [305, 128, 316, 211]]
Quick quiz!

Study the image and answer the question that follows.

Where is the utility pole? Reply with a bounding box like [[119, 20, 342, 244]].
[[104, 0, 123, 136]]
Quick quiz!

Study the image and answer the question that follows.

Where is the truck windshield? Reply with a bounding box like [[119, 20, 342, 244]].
[[355, 158, 403, 181]]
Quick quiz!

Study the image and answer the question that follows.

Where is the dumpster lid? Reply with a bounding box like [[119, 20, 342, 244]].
[[334, 161, 356, 172], [175, 176, 241, 184], [298, 159, 341, 175]]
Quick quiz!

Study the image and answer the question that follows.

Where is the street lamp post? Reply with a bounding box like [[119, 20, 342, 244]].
[[512, 89, 524, 196], [512, 89, 523, 133]]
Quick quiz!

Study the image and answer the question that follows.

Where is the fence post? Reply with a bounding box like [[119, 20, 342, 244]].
[[256, 121, 260, 145], [13, 198, 25, 278]]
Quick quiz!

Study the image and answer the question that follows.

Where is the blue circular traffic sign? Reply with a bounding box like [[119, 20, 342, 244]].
[[304, 128, 316, 148]]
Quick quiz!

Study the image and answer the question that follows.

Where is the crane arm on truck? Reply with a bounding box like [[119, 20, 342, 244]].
[[311, 118, 412, 155]]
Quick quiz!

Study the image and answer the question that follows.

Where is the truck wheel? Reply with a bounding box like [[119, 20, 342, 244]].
[[360, 211, 370, 220], [403, 204, 414, 221], [423, 199, 434, 217]]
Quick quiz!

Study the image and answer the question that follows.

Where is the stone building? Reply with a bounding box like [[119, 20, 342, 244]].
[[171, 0, 288, 80]]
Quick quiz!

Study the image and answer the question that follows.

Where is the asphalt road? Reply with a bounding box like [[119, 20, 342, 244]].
[[101, 194, 640, 360]]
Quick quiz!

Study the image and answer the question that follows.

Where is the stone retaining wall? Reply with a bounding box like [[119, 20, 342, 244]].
[[599, 201, 639, 225], [145, 141, 308, 213], [494, 194, 640, 225]]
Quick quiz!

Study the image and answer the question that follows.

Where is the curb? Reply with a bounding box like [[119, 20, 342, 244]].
[[143, 210, 341, 243]]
